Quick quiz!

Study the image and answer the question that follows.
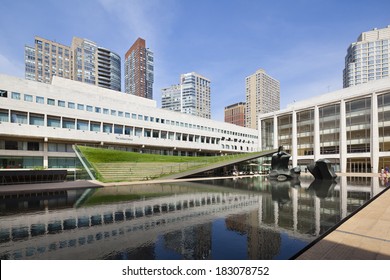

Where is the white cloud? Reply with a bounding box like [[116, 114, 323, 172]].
[[0, 53, 24, 78]]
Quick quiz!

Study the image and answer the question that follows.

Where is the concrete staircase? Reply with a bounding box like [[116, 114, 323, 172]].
[[93, 162, 206, 182]]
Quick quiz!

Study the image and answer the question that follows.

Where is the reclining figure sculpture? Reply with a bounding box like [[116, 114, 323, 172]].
[[268, 146, 300, 181], [307, 159, 337, 180]]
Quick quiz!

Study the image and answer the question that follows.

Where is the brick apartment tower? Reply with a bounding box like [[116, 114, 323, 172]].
[[124, 38, 154, 99], [224, 102, 246, 127]]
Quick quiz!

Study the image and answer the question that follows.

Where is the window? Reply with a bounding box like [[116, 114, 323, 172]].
[[95, 107, 101, 113], [58, 100, 65, 107], [12, 92, 21, 100], [47, 98, 55, 105], [27, 142, 40, 151], [111, 110, 116, 116], [0, 109, 9, 122], [125, 126, 133, 135], [118, 111, 123, 117], [47, 116, 60, 127], [90, 122, 101, 132], [11, 111, 27, 124], [24, 94, 33, 102], [125, 112, 130, 118], [103, 123, 112, 133], [68, 102, 75, 109], [77, 104, 84, 110], [103, 108, 109, 115], [0, 90, 7, 98], [86, 105, 93, 112], [62, 118, 75, 129], [77, 120, 88, 130], [114, 125, 123, 134], [29, 114, 44, 126], [35, 96, 44, 104]]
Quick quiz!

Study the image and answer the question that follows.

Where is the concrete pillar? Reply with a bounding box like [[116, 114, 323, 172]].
[[314, 106, 321, 161], [258, 117, 262, 150], [340, 100, 347, 173], [371, 92, 379, 173], [43, 137, 48, 169], [273, 115, 278, 149], [292, 111, 298, 168]]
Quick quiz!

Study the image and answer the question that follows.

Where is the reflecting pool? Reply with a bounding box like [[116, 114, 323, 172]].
[[0, 175, 386, 260]]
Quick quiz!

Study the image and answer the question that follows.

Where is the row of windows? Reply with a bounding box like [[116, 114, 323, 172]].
[[0, 109, 256, 147], [0, 89, 257, 140]]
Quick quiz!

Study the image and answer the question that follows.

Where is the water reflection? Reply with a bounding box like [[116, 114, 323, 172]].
[[0, 176, 385, 260]]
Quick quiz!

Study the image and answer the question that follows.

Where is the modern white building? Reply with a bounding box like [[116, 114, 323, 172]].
[[162, 72, 211, 119], [343, 25, 390, 88], [259, 77, 390, 174], [246, 69, 280, 129], [0, 74, 259, 169]]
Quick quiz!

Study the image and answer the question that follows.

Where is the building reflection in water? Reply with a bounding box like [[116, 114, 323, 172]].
[[0, 176, 385, 260]]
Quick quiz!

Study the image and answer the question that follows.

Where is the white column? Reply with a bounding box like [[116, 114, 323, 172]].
[[43, 137, 48, 168], [371, 92, 379, 173], [273, 115, 278, 149], [314, 106, 321, 161], [340, 100, 347, 173], [258, 117, 262, 150], [292, 111, 298, 168]]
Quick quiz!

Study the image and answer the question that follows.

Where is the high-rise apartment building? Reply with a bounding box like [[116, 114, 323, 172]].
[[343, 25, 390, 88], [25, 36, 71, 84], [25, 36, 121, 91], [245, 69, 280, 129], [162, 72, 211, 119], [124, 38, 154, 99], [224, 102, 246, 127], [161, 84, 181, 112]]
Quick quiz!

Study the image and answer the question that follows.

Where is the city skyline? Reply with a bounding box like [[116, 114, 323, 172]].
[[1, 0, 390, 121]]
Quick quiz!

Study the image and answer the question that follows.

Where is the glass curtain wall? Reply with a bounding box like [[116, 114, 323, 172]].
[[261, 118, 273, 151], [346, 97, 371, 153], [296, 109, 314, 156], [277, 115, 292, 154], [378, 92, 390, 171], [319, 104, 340, 155]]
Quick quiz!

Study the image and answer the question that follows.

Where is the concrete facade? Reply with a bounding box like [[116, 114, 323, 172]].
[[259, 77, 390, 173], [0, 74, 259, 169]]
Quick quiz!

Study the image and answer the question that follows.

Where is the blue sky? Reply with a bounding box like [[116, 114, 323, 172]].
[[1, 0, 389, 121]]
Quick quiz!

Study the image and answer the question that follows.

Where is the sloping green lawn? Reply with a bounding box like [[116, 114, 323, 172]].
[[78, 146, 245, 164], [77, 146, 264, 182]]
